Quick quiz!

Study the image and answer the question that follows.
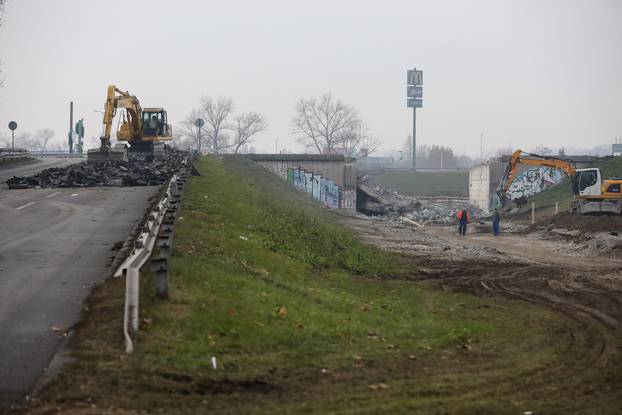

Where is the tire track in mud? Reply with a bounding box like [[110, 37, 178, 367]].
[[446, 265, 617, 400], [340, 217, 622, 403]]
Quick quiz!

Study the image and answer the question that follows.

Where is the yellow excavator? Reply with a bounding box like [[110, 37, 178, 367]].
[[497, 149, 622, 215], [87, 85, 173, 163]]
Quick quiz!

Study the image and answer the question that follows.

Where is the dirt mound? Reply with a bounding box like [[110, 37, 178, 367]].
[[523, 212, 622, 234]]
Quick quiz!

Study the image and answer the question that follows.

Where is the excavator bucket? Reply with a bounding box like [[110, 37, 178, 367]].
[[86, 147, 128, 164]]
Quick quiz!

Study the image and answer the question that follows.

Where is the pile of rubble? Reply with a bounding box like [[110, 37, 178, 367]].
[[357, 178, 482, 225], [5, 147, 187, 189]]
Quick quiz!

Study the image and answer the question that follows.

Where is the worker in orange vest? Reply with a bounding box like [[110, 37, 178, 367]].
[[457, 208, 470, 236]]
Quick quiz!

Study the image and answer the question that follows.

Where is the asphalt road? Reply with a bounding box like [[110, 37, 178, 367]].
[[0, 184, 159, 403]]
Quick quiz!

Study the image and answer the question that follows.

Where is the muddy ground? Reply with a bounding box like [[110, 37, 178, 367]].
[[339, 215, 622, 408]]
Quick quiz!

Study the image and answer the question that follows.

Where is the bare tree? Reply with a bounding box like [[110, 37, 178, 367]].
[[179, 97, 267, 155], [176, 110, 203, 151], [333, 121, 380, 158], [13, 132, 38, 151], [292, 94, 360, 154], [201, 96, 233, 156], [530, 145, 553, 156], [232, 112, 267, 154], [35, 129, 54, 152]]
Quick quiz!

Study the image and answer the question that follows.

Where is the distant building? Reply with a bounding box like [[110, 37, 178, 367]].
[[613, 143, 622, 156]]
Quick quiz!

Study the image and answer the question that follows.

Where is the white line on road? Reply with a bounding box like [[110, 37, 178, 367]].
[[15, 202, 35, 210], [46, 191, 61, 198]]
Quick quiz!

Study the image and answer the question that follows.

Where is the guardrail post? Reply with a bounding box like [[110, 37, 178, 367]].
[[151, 257, 169, 300]]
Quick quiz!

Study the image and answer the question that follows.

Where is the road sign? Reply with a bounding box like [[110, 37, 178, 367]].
[[195, 118, 205, 128], [407, 69, 423, 86], [407, 98, 423, 108], [407, 86, 423, 99], [8, 121, 17, 131]]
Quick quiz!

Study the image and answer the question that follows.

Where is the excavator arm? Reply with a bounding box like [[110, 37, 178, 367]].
[[496, 150, 577, 204], [100, 85, 143, 150]]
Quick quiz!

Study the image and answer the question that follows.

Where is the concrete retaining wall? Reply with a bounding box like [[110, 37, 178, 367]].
[[249, 154, 357, 213], [468, 160, 505, 214]]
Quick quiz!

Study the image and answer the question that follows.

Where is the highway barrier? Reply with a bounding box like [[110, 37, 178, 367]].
[[0, 148, 31, 162], [113, 152, 192, 353]]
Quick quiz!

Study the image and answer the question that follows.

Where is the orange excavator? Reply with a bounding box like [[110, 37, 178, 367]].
[[497, 149, 622, 215]]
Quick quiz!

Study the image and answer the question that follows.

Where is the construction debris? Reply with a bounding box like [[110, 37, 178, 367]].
[[357, 177, 482, 224], [5, 147, 187, 189]]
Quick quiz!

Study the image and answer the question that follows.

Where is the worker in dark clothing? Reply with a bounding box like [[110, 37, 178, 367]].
[[492, 210, 500, 236], [457, 208, 470, 236]]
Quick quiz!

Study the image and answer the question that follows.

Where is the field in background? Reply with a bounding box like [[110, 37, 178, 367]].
[[368, 170, 469, 197]]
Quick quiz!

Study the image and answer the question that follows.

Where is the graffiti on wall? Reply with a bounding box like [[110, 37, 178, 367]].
[[507, 167, 565, 200], [287, 167, 343, 209]]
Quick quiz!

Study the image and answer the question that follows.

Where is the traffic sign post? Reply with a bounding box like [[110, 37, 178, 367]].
[[8, 121, 17, 151], [195, 118, 205, 154], [406, 68, 423, 170]]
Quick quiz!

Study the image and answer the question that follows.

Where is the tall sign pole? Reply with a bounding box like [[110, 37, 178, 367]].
[[406, 68, 423, 170]]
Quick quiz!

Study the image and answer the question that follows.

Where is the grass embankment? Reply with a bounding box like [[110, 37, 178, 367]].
[[26, 156, 574, 414], [369, 170, 468, 197], [507, 156, 622, 220]]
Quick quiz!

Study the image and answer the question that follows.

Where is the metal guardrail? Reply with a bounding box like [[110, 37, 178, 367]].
[[0, 147, 29, 154], [113, 154, 191, 353], [0, 148, 31, 161]]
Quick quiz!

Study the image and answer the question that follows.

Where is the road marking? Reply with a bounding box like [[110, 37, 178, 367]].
[[15, 202, 35, 210], [46, 191, 61, 198]]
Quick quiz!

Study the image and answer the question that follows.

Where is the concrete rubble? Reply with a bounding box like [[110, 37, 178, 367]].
[[5, 147, 187, 189], [357, 177, 483, 224]]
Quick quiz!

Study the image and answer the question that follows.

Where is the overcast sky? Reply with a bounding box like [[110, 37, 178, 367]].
[[1, 0, 621, 157]]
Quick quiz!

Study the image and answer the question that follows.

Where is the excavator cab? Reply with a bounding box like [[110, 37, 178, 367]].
[[141, 109, 171, 140], [572, 168, 602, 197]]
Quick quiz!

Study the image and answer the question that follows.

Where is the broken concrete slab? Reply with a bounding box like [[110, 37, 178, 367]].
[[357, 176, 483, 224]]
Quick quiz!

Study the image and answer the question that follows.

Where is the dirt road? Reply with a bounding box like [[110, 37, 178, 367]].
[[340, 216, 622, 408]]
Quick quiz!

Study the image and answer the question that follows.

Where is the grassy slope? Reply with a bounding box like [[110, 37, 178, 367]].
[[25, 156, 594, 414], [508, 156, 622, 218], [369, 170, 469, 197]]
